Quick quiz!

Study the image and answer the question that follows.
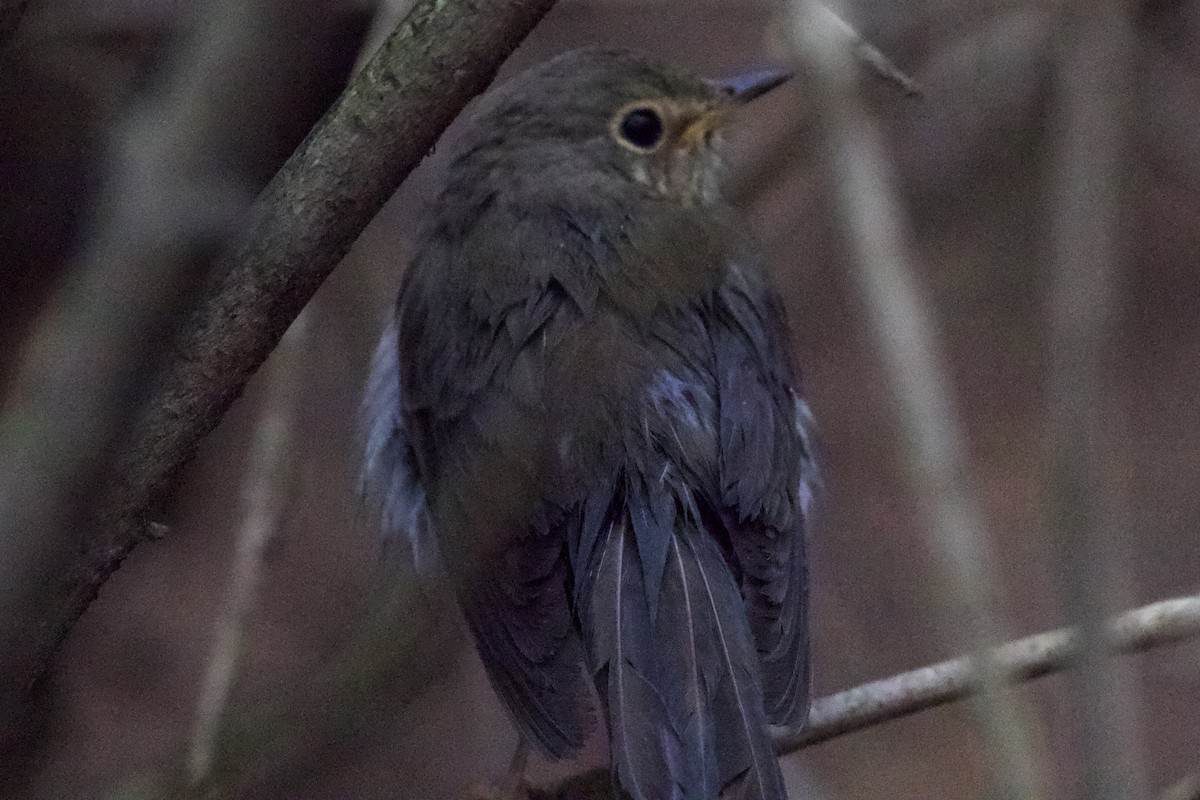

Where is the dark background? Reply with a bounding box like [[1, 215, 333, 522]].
[[2, 0, 1198, 797]]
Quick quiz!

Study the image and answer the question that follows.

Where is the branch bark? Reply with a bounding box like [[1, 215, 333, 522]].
[[530, 595, 1200, 799], [0, 0, 558, 726], [102, 0, 558, 586]]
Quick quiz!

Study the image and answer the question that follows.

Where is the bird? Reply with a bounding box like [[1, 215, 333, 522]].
[[361, 47, 819, 800]]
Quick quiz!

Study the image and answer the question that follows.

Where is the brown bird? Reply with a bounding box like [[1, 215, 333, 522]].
[[363, 47, 818, 800]]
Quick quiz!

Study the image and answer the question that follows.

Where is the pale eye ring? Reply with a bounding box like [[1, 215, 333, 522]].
[[617, 106, 664, 150]]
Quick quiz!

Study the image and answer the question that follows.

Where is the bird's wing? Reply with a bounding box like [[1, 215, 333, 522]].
[[712, 267, 819, 727], [387, 255, 597, 758]]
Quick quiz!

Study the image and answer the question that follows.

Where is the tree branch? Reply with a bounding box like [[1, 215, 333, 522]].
[[530, 595, 1200, 799], [0, 0, 557, 708], [776, 595, 1200, 751], [104, 0, 558, 582]]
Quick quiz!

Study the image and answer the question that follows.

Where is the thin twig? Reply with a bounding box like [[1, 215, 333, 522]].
[[533, 595, 1200, 799], [1047, 3, 1142, 799], [502, 739, 532, 799], [784, 3, 1041, 798], [778, 595, 1200, 751], [812, 3, 923, 96], [186, 311, 308, 786]]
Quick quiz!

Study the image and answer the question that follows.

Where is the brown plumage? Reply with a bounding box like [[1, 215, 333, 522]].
[[362, 47, 818, 800]]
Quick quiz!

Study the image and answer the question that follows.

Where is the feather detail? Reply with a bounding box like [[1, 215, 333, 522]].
[[360, 318, 434, 569], [678, 532, 786, 800], [448, 529, 595, 758], [581, 490, 788, 800], [713, 279, 816, 728], [587, 515, 682, 800]]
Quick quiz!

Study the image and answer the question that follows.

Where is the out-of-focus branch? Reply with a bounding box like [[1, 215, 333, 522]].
[[783, 3, 1041, 798], [187, 312, 308, 786], [728, 3, 919, 207], [532, 595, 1200, 799], [108, 577, 460, 799], [1047, 4, 1142, 800], [0, 0, 294, 745], [0, 0, 557, 724], [810, 3, 922, 96]]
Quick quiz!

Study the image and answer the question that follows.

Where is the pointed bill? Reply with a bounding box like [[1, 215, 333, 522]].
[[715, 67, 793, 103]]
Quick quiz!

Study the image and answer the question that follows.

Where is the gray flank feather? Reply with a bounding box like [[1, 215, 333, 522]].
[[359, 317, 435, 571]]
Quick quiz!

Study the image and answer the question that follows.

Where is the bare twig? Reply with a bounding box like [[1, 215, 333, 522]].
[[784, 3, 1041, 798], [778, 595, 1200, 751], [811, 3, 922, 96], [1046, 3, 1142, 799], [187, 311, 308, 786], [0, 0, 558, 718], [532, 595, 1200, 799]]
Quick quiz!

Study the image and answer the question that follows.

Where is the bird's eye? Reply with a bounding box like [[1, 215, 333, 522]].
[[618, 107, 664, 150]]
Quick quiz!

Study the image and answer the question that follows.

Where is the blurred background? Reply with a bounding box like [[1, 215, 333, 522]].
[[1, 0, 1198, 798]]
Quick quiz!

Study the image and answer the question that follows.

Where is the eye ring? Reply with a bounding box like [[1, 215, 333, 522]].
[[613, 105, 665, 151]]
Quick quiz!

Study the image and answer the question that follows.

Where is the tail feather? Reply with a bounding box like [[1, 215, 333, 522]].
[[679, 533, 785, 799], [589, 518, 687, 800], [582, 507, 787, 800]]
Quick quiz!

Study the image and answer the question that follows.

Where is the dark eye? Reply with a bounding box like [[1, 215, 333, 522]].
[[618, 107, 664, 150]]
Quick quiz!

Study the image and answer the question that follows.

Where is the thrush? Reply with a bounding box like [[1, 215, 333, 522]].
[[362, 47, 818, 800]]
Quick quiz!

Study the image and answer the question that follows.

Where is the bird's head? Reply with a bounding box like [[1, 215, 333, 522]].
[[451, 48, 790, 207]]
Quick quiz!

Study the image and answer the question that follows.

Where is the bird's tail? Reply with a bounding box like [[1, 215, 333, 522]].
[[579, 492, 787, 800]]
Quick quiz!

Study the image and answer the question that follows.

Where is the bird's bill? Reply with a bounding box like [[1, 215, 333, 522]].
[[715, 67, 793, 104]]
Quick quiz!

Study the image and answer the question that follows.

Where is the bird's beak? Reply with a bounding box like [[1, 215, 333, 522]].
[[715, 67, 793, 104]]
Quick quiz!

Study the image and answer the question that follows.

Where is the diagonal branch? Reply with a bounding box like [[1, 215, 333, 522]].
[[0, 0, 558, 714], [104, 0, 558, 564]]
